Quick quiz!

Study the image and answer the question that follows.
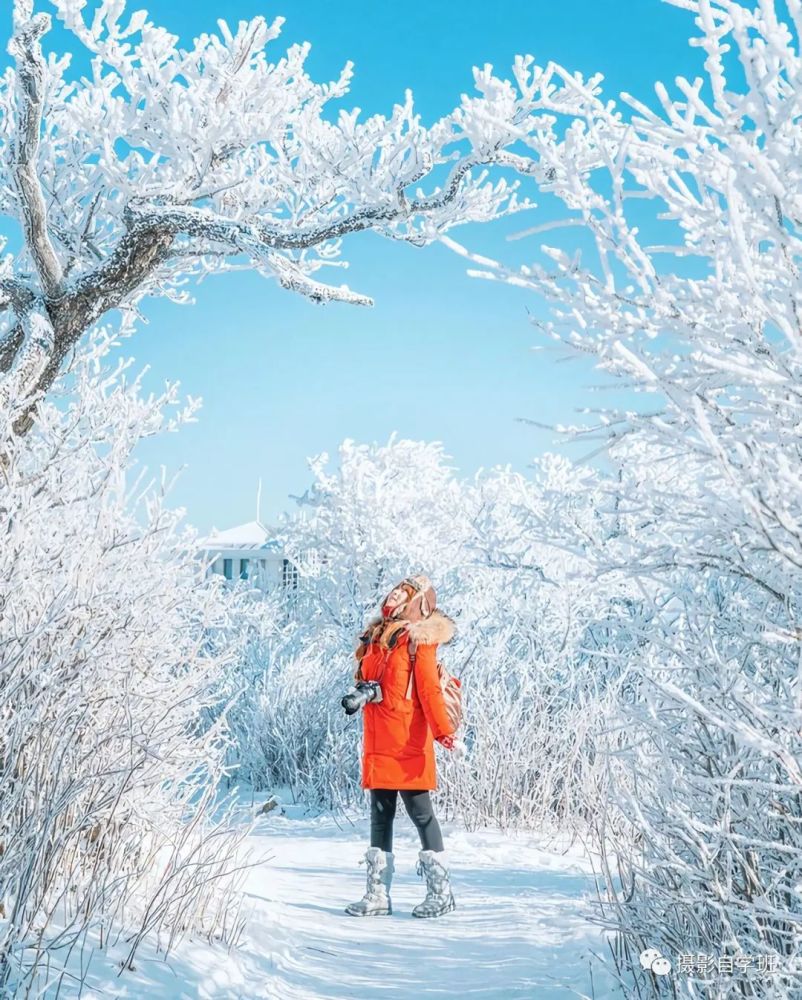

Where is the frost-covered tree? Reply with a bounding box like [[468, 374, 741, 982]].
[[0, 329, 251, 996], [0, 0, 593, 435], [444, 454, 629, 833], [443, 0, 802, 995]]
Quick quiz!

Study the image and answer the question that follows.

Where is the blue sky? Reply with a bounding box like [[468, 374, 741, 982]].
[[9, 1, 704, 533]]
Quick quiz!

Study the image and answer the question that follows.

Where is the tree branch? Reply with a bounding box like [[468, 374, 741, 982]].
[[0, 302, 53, 417], [8, 12, 63, 299], [125, 153, 503, 253], [265, 253, 372, 306], [0, 277, 36, 314], [62, 220, 175, 330], [5, 222, 174, 436]]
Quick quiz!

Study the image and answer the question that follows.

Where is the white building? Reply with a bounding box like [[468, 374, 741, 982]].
[[199, 520, 299, 592]]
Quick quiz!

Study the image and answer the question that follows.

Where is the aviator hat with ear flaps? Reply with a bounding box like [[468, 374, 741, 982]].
[[356, 574, 438, 663], [382, 574, 436, 622]]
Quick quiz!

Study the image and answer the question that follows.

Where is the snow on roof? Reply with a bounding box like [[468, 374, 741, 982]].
[[200, 520, 283, 552]]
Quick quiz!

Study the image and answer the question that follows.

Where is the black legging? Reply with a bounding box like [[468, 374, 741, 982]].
[[370, 789, 444, 853]]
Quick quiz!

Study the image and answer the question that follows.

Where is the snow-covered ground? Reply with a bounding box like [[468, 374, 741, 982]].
[[79, 795, 623, 999]]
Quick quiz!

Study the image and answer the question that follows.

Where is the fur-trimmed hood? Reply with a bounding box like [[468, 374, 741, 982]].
[[357, 608, 456, 651], [405, 609, 456, 646]]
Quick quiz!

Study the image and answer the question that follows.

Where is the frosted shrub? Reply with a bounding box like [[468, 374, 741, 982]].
[[0, 333, 250, 996]]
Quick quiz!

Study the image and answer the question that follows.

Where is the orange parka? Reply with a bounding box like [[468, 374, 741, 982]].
[[357, 610, 456, 791]]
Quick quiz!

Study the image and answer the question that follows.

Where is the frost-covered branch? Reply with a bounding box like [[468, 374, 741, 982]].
[[7, 9, 62, 299], [0, 3, 596, 429]]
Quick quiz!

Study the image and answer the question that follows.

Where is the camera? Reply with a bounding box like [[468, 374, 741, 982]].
[[341, 680, 383, 715]]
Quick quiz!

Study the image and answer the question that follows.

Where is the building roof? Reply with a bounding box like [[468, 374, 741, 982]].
[[200, 520, 283, 553]]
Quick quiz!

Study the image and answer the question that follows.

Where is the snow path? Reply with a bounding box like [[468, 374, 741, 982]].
[[82, 800, 622, 999]]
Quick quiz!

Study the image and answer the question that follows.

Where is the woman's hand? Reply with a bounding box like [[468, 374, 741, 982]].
[[437, 734, 467, 758]]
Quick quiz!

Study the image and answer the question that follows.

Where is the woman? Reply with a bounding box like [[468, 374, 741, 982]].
[[345, 574, 458, 919]]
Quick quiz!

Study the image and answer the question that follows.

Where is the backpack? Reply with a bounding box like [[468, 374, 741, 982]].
[[406, 644, 463, 734]]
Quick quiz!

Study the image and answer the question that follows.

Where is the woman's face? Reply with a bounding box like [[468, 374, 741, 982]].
[[382, 586, 408, 617]]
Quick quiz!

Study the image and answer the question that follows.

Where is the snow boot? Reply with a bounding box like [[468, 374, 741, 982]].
[[345, 846, 394, 916], [412, 849, 456, 918]]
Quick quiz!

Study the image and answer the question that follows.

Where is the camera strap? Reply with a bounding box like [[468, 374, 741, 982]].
[[405, 639, 417, 701], [361, 630, 416, 699], [374, 644, 391, 686]]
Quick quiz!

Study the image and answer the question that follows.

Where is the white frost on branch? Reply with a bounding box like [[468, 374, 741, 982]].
[[0, 0, 600, 428]]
